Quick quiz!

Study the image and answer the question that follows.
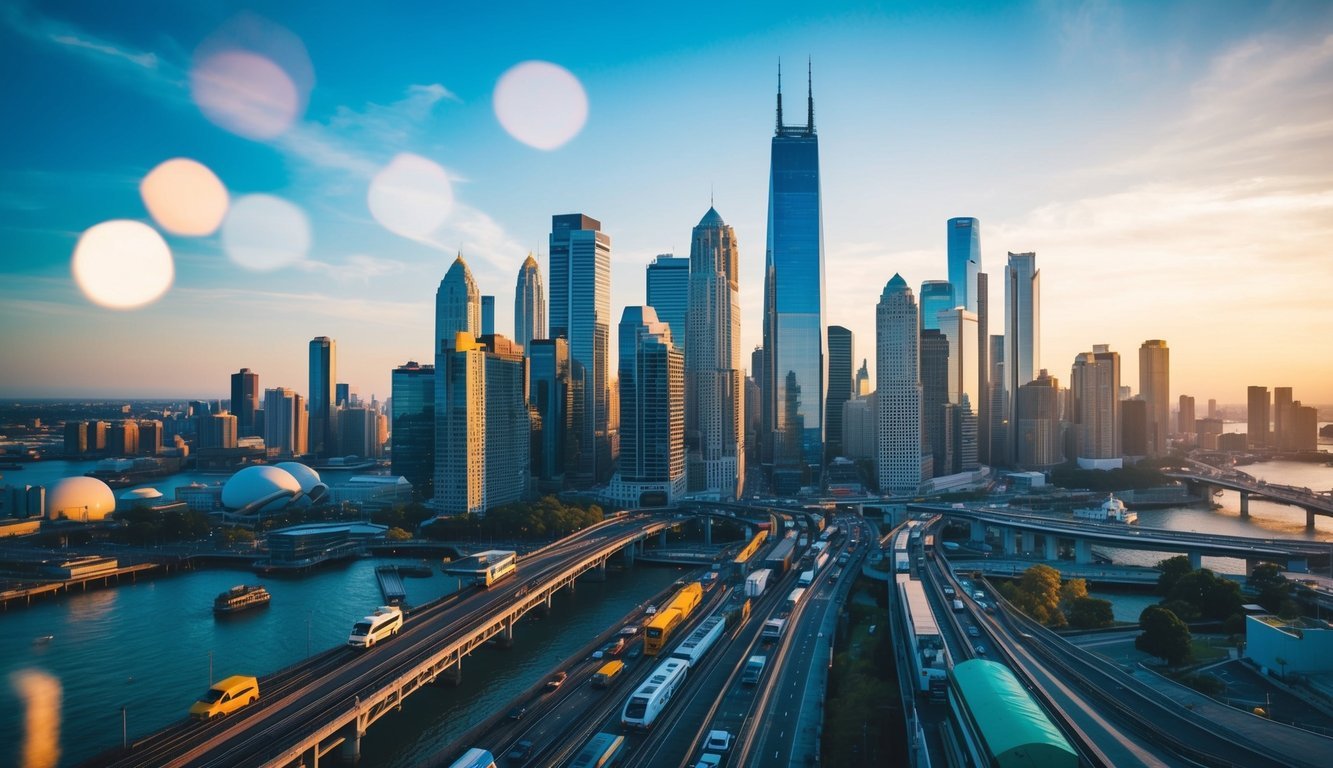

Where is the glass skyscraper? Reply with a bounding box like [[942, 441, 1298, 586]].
[[391, 361, 434, 500], [947, 217, 981, 314], [646, 254, 690, 354], [825, 326, 853, 459], [919, 280, 954, 332], [514, 253, 545, 354], [549, 213, 612, 485], [762, 66, 825, 492], [308, 337, 336, 457]]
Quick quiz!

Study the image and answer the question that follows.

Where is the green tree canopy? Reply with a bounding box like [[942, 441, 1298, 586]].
[[1156, 555, 1194, 596], [1136, 605, 1192, 666], [1248, 562, 1291, 613], [1068, 597, 1115, 629], [1003, 564, 1067, 627]]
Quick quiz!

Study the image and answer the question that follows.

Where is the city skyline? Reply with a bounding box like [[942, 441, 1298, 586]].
[[2, 2, 1332, 404]]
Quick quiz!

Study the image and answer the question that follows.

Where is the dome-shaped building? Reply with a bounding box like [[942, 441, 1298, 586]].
[[274, 462, 322, 493], [118, 487, 164, 511], [222, 466, 303, 513], [46, 476, 117, 521]]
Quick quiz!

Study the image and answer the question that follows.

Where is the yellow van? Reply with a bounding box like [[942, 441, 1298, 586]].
[[189, 675, 259, 720], [592, 660, 624, 688]]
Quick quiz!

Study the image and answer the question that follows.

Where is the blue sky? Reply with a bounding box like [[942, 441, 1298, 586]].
[[2, 1, 1331, 405]]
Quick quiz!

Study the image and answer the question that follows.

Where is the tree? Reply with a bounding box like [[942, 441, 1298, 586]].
[[1248, 562, 1291, 613], [1009, 564, 1067, 627], [1156, 555, 1193, 596], [385, 526, 412, 541], [1068, 597, 1115, 629], [1167, 568, 1242, 621], [1136, 605, 1192, 666], [1060, 578, 1089, 611]]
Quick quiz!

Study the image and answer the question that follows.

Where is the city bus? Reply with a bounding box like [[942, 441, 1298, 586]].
[[476, 551, 517, 587], [644, 582, 702, 655], [347, 606, 403, 649]]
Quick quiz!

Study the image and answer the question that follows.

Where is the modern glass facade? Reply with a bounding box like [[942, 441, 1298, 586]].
[[308, 337, 336, 457], [549, 213, 612, 486], [230, 368, 259, 438], [530, 338, 571, 488], [514, 253, 545, 354], [391, 361, 434, 500], [480, 295, 495, 337], [876, 274, 923, 495], [1004, 251, 1040, 463], [647, 254, 690, 354], [825, 326, 853, 458], [919, 280, 954, 332], [762, 72, 825, 489], [610, 306, 685, 506], [947, 217, 981, 314]]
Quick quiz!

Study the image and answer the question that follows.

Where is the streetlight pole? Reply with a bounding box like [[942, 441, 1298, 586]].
[[122, 705, 127, 750]]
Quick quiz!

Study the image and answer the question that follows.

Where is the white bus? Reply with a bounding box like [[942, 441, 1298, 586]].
[[474, 550, 517, 587], [348, 605, 404, 648], [621, 658, 688, 729], [671, 614, 725, 668]]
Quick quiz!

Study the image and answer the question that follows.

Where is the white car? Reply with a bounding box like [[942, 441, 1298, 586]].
[[694, 754, 723, 768], [705, 730, 732, 752]]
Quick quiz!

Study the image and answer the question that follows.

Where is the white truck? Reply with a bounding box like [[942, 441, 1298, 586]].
[[798, 569, 815, 587], [745, 568, 772, 598]]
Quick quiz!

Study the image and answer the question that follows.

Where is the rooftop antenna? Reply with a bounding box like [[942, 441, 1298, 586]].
[[776, 58, 783, 133], [807, 57, 814, 134]]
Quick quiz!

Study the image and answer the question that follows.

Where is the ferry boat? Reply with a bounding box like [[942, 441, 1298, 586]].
[[1073, 494, 1138, 524], [213, 584, 272, 615]]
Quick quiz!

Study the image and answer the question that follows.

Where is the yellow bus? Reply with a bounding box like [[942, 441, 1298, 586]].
[[644, 582, 703, 655], [592, 660, 625, 688]]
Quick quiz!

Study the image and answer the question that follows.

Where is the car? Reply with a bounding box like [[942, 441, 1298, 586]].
[[705, 730, 732, 751], [694, 753, 723, 768], [966, 625, 980, 638], [507, 705, 527, 720], [507, 739, 534, 761], [974, 644, 987, 656], [626, 645, 643, 660], [619, 625, 641, 638], [645, 606, 658, 615], [545, 671, 568, 690]]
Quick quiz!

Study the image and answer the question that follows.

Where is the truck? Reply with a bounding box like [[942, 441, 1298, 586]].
[[741, 655, 767, 685], [798, 569, 815, 587], [952, 599, 965, 612], [761, 618, 786, 640], [894, 553, 910, 573], [745, 568, 772, 598], [814, 551, 830, 571]]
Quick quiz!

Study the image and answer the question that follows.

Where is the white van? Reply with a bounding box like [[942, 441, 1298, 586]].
[[348, 606, 404, 648]]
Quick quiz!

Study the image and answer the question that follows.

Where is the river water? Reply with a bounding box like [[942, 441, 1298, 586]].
[[0, 554, 687, 767]]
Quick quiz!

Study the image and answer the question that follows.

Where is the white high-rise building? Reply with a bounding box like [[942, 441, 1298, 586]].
[[514, 253, 545, 354], [686, 207, 745, 500], [1139, 339, 1169, 458], [1004, 251, 1040, 462], [876, 274, 924, 495]]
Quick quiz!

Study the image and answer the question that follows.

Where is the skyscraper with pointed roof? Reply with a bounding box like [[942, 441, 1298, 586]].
[[762, 62, 825, 493], [514, 253, 545, 354], [434, 255, 481, 509], [877, 274, 924, 494], [686, 206, 744, 499]]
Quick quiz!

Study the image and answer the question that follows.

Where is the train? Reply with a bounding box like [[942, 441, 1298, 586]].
[[567, 732, 624, 768], [444, 748, 497, 768], [733, 530, 768, 564], [670, 613, 726, 668], [621, 657, 689, 728], [644, 582, 703, 655], [948, 659, 1077, 768], [896, 573, 948, 697], [474, 550, 517, 587]]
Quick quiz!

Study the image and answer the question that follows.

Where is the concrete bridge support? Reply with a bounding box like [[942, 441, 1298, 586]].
[[1002, 528, 1017, 556], [970, 520, 986, 543], [622, 540, 637, 567], [589, 560, 608, 581], [1043, 536, 1058, 561], [659, 531, 669, 547], [1240, 490, 1250, 518], [1188, 551, 1202, 570], [1307, 509, 1316, 530], [442, 659, 462, 685], [704, 516, 713, 545], [340, 714, 365, 764], [497, 617, 514, 648], [1075, 539, 1093, 565], [1021, 532, 1036, 555]]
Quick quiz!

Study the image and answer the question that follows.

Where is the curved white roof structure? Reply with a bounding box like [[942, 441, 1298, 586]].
[[46, 476, 117, 521], [222, 466, 302, 511]]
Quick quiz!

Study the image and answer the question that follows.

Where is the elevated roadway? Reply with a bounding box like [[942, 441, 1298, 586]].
[[917, 503, 1331, 571], [99, 512, 678, 768], [1164, 467, 1333, 526]]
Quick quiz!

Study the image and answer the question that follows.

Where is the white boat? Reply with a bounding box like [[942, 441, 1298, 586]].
[[1073, 494, 1138, 524]]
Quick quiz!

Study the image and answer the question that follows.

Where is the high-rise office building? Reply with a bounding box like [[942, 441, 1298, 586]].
[[975, 272, 990, 466], [647, 254, 690, 352], [1139, 340, 1169, 457], [762, 65, 825, 493], [825, 326, 854, 459], [138, 420, 163, 455], [1289, 402, 1318, 451], [514, 254, 546, 354], [938, 307, 980, 471], [530, 339, 572, 490], [391, 361, 435, 500], [1178, 395, 1196, 443], [988, 334, 1008, 465], [336, 383, 351, 408], [1070, 345, 1121, 461], [855, 359, 870, 397], [947, 217, 981, 313], [480, 334, 532, 509], [549, 213, 612, 485], [918, 281, 954, 332], [842, 393, 876, 460], [1273, 386, 1293, 450], [686, 208, 744, 499], [436, 333, 486, 515], [64, 421, 88, 455], [1122, 399, 1148, 457], [108, 420, 140, 455], [230, 368, 259, 438], [1247, 386, 1270, 448], [1207, 398, 1218, 419], [876, 275, 923, 495], [263, 387, 306, 457], [1004, 252, 1040, 463], [920, 329, 951, 478], [338, 407, 380, 457], [1015, 370, 1062, 470], [435, 255, 482, 513], [308, 337, 336, 457], [480, 295, 495, 337], [609, 306, 685, 506], [198, 413, 236, 450]]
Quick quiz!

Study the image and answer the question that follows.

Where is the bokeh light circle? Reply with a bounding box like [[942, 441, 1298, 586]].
[[368, 153, 454, 239], [493, 61, 588, 150], [71, 220, 175, 310], [221, 194, 311, 271], [191, 50, 300, 140], [140, 158, 229, 236]]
